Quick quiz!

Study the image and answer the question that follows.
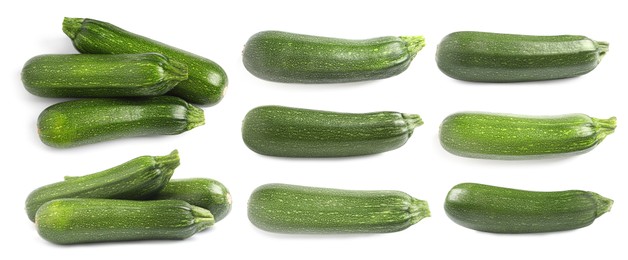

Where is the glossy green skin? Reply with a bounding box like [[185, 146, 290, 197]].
[[21, 53, 188, 97], [25, 150, 179, 222], [444, 183, 613, 233], [439, 112, 616, 159], [242, 105, 423, 157], [36, 198, 214, 244], [435, 31, 608, 82], [248, 183, 430, 234], [153, 178, 232, 222], [62, 17, 227, 106], [243, 31, 425, 83], [37, 96, 204, 148]]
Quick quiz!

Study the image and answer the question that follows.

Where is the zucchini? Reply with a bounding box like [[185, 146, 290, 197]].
[[242, 30, 425, 83], [242, 105, 423, 157], [21, 53, 187, 98], [36, 198, 214, 244], [62, 17, 227, 106], [444, 183, 613, 233], [153, 178, 232, 222], [435, 31, 608, 82], [247, 183, 430, 234], [37, 96, 204, 148], [25, 150, 179, 222], [439, 112, 616, 159]]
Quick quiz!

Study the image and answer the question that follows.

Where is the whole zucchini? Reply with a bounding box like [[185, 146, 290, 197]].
[[25, 150, 179, 222], [153, 178, 232, 222], [21, 53, 188, 97], [444, 183, 613, 233], [243, 31, 425, 83], [439, 112, 616, 159], [242, 105, 423, 157], [37, 96, 204, 148], [435, 31, 608, 82], [248, 183, 430, 234], [62, 17, 227, 106], [36, 198, 214, 244]]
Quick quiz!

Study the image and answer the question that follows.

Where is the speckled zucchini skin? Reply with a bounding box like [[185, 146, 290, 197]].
[[37, 96, 204, 148], [444, 183, 613, 233], [21, 53, 187, 97], [25, 150, 179, 222], [248, 183, 430, 234], [243, 31, 425, 83], [153, 178, 232, 222], [435, 31, 608, 82], [36, 199, 214, 244], [241, 105, 423, 157], [439, 112, 616, 159], [62, 17, 227, 106]]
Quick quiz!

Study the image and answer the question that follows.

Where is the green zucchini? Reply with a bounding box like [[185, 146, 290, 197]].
[[242, 30, 425, 83], [62, 17, 227, 106], [435, 31, 608, 82], [439, 112, 616, 159], [36, 198, 214, 244], [444, 183, 613, 233], [21, 53, 188, 98], [242, 105, 423, 157], [25, 150, 178, 222], [247, 183, 430, 234], [37, 96, 204, 148], [153, 178, 232, 222]]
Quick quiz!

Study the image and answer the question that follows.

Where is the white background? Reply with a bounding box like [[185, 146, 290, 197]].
[[1, 0, 625, 259]]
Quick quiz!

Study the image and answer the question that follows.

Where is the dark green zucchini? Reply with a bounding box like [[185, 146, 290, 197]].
[[242, 105, 423, 157], [62, 17, 227, 105], [439, 112, 616, 159], [37, 96, 204, 148], [25, 150, 179, 222], [36, 198, 214, 244], [444, 183, 613, 233], [248, 183, 430, 234], [21, 53, 187, 97], [153, 178, 232, 222], [243, 30, 425, 83], [435, 31, 608, 82]]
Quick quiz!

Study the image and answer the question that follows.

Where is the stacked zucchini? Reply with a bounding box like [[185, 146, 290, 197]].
[[25, 150, 232, 244]]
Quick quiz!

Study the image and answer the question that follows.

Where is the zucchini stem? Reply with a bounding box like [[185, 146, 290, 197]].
[[185, 106, 205, 130], [408, 198, 430, 225], [591, 192, 613, 218], [399, 36, 426, 59], [191, 205, 215, 232], [154, 149, 181, 170], [163, 59, 189, 82], [402, 113, 424, 130], [596, 41, 609, 61], [592, 116, 616, 142], [62, 17, 84, 40]]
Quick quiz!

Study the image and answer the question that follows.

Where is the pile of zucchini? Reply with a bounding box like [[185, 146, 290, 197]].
[[25, 150, 232, 244], [22, 17, 229, 148]]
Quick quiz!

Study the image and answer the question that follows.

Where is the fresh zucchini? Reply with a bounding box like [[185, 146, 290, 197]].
[[21, 53, 188, 97], [153, 178, 232, 222], [37, 96, 204, 148], [62, 17, 227, 106], [242, 105, 423, 157], [439, 112, 616, 159], [25, 150, 179, 222], [35, 198, 214, 244], [435, 31, 608, 82], [444, 183, 613, 233], [248, 183, 430, 234], [242, 30, 425, 83]]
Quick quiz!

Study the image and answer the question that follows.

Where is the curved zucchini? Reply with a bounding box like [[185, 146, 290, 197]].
[[21, 53, 188, 97], [242, 105, 423, 157], [153, 178, 232, 222], [62, 17, 227, 106], [248, 183, 430, 234], [435, 31, 608, 82], [439, 112, 616, 159], [36, 198, 214, 244], [37, 96, 204, 148], [243, 31, 425, 83], [444, 183, 613, 233], [25, 150, 179, 222]]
